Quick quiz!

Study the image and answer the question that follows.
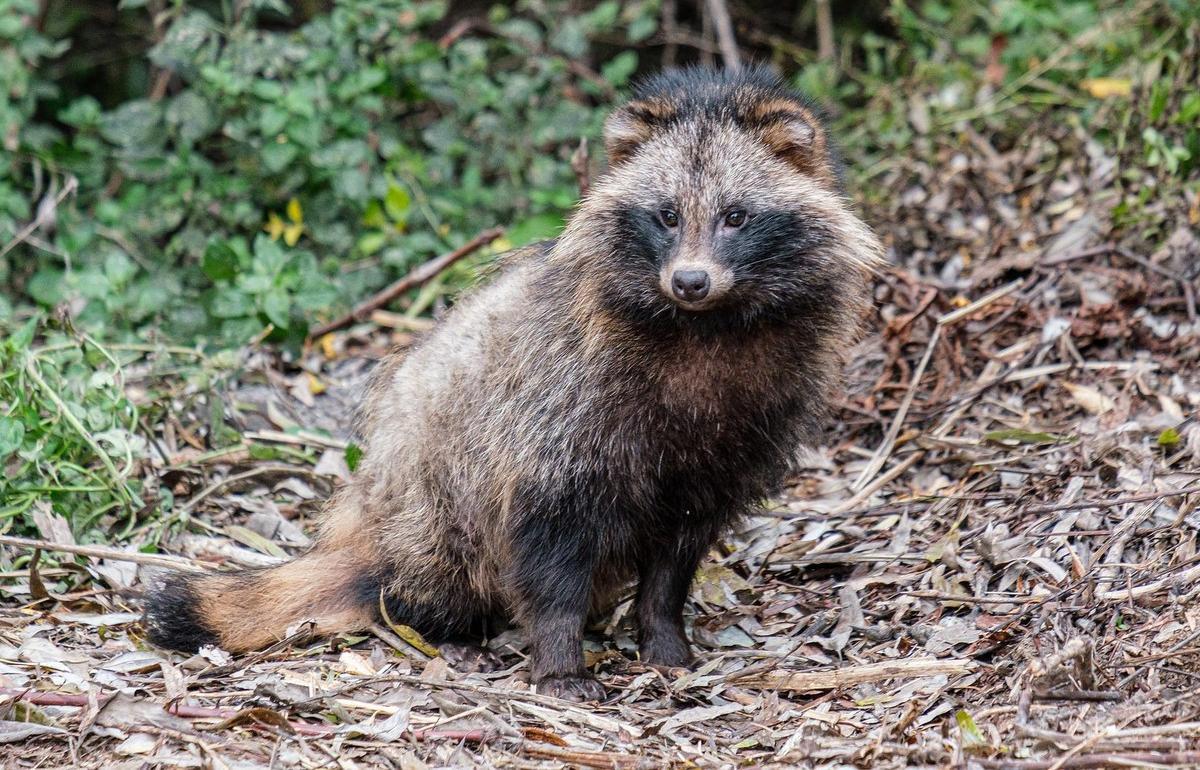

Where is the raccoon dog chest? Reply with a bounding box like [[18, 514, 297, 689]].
[[143, 66, 883, 702]]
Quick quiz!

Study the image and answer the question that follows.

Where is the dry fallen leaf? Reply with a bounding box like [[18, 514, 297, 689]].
[[1062, 381, 1115, 414]]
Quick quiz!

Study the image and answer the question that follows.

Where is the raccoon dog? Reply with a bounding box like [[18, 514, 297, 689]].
[[144, 67, 883, 701]]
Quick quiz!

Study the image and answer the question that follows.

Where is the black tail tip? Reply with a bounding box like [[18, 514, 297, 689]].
[[141, 570, 219, 653]]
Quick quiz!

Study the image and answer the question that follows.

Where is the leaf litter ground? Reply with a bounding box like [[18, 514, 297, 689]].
[[2, 118, 1199, 769]]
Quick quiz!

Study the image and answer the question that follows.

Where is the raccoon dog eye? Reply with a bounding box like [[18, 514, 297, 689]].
[[659, 209, 679, 228], [724, 210, 748, 228]]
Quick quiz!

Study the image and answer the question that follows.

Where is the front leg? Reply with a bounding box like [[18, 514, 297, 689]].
[[510, 515, 606, 702], [636, 530, 711, 668]]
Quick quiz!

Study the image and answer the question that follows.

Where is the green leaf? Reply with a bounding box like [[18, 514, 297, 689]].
[[357, 231, 388, 256], [0, 416, 25, 456], [99, 99, 163, 148], [344, 442, 363, 472], [202, 241, 240, 282], [261, 287, 292, 329], [1157, 427, 1182, 448], [27, 269, 65, 307], [627, 15, 657, 43], [253, 235, 288, 274], [507, 212, 565, 247], [261, 141, 298, 173], [384, 184, 411, 223], [166, 91, 215, 144], [260, 105, 289, 136], [1177, 93, 1200, 125], [1149, 79, 1171, 123], [58, 97, 102, 128], [601, 51, 638, 87], [6, 317, 38, 351]]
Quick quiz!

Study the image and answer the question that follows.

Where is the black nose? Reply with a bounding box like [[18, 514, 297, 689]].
[[671, 270, 710, 302]]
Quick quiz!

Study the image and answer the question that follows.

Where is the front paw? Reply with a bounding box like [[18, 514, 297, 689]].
[[639, 635, 694, 669], [536, 674, 607, 702]]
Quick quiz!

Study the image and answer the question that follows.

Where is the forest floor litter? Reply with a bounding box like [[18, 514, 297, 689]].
[[2, 110, 1199, 769]]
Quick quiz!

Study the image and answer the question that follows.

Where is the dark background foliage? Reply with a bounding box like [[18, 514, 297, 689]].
[[1, 0, 1198, 537]]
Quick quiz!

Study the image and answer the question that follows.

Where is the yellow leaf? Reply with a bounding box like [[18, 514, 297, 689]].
[[318, 333, 336, 359], [286, 197, 303, 224], [283, 222, 303, 247], [306, 372, 326, 395], [490, 237, 512, 253], [378, 591, 440, 657], [1081, 77, 1131, 98], [264, 212, 284, 241]]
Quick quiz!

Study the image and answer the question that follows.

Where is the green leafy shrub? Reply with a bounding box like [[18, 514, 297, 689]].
[[1, 0, 654, 348], [0, 320, 147, 539], [2, 0, 1198, 543]]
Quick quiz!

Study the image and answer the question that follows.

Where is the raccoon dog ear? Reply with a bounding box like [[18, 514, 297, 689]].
[[746, 100, 830, 180], [604, 98, 675, 166]]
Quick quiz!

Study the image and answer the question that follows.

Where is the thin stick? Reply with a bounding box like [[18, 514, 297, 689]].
[[661, 0, 678, 66], [836, 451, 923, 512], [309, 226, 504, 339], [737, 657, 976, 692], [570, 137, 590, 198], [0, 175, 78, 259], [0, 534, 204, 570], [851, 326, 940, 492], [523, 744, 654, 769], [935, 278, 1023, 326], [704, 0, 741, 71], [815, 0, 835, 61], [1094, 563, 1200, 602]]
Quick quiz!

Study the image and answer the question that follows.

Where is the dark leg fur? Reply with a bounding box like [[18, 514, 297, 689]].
[[143, 571, 219, 652], [510, 515, 606, 702], [635, 530, 711, 668], [375, 581, 504, 674]]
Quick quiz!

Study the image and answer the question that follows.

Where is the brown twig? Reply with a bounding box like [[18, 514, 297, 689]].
[[815, 0, 835, 61], [703, 0, 741, 71], [570, 137, 591, 198], [661, 0, 678, 66], [0, 175, 78, 260], [308, 227, 504, 340], [0, 534, 204, 570]]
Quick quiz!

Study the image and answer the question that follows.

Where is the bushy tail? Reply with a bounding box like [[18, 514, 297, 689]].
[[143, 545, 378, 653]]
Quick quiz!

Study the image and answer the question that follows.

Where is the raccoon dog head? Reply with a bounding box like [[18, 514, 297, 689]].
[[564, 67, 883, 328]]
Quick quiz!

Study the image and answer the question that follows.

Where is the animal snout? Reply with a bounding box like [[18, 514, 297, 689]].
[[671, 270, 710, 302]]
